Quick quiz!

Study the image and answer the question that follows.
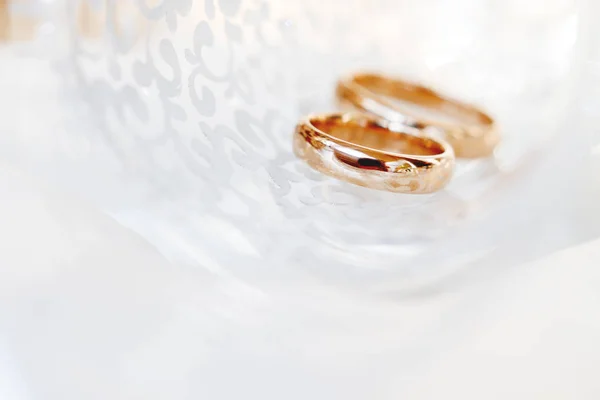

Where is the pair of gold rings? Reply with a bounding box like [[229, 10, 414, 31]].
[[293, 73, 500, 194]]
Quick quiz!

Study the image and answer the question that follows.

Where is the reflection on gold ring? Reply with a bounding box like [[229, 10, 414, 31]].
[[294, 113, 455, 194], [336, 72, 500, 158]]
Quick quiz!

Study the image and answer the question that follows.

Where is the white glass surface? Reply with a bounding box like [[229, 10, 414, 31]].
[[1, 0, 597, 291]]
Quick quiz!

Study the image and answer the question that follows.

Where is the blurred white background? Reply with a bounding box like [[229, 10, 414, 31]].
[[1, 0, 600, 398]]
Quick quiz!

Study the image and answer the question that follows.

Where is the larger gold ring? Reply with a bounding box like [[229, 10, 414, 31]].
[[293, 113, 454, 194], [336, 72, 500, 158]]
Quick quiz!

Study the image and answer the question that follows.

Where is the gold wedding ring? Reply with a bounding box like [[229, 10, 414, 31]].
[[336, 73, 499, 158], [293, 113, 454, 194]]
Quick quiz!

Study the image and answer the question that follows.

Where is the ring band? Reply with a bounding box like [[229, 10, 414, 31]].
[[336, 73, 500, 158], [293, 113, 454, 194]]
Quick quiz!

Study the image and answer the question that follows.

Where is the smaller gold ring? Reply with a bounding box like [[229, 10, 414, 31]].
[[336, 73, 500, 158], [293, 113, 454, 194]]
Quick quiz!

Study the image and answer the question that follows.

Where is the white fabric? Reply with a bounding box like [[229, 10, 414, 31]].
[[1, 159, 599, 399]]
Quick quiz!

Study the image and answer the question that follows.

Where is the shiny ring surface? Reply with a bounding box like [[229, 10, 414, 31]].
[[293, 113, 454, 194], [336, 72, 500, 158]]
